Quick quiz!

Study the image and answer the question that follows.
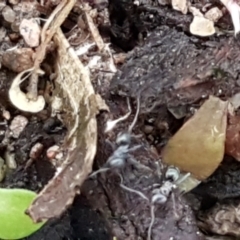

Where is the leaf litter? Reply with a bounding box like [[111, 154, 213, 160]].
[[2, 0, 240, 239], [163, 96, 228, 191]]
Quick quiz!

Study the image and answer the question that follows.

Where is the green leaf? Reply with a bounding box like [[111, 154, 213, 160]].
[[0, 188, 46, 239]]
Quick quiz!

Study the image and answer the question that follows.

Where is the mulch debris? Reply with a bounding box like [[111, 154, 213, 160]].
[[1, 0, 240, 239]]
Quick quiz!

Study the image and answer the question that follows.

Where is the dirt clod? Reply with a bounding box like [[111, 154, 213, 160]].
[[2, 48, 34, 73]]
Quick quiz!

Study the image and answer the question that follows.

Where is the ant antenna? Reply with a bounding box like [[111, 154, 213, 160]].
[[105, 97, 132, 133], [148, 205, 155, 240], [128, 95, 141, 133]]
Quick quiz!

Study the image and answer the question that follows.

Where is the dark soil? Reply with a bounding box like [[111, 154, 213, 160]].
[[2, 0, 240, 240]]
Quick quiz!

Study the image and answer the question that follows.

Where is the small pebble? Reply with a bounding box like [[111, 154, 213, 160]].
[[205, 7, 223, 22], [5, 151, 17, 169], [2, 109, 10, 120], [9, 115, 28, 138], [0, 157, 6, 182], [30, 143, 44, 159], [47, 145, 60, 160], [143, 125, 153, 134], [2, 6, 16, 23], [147, 134, 154, 142], [19, 18, 41, 47], [190, 16, 215, 37]]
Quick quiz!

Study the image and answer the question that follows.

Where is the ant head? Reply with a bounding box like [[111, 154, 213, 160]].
[[165, 166, 180, 182], [116, 132, 131, 146]]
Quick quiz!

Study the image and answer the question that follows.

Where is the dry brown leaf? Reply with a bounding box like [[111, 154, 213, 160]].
[[2, 48, 34, 73], [225, 114, 240, 161], [27, 28, 106, 223], [163, 96, 228, 183]]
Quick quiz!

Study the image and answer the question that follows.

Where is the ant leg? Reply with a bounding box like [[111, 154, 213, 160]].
[[128, 95, 141, 132], [128, 155, 151, 171], [118, 174, 149, 201], [128, 144, 142, 152], [105, 139, 116, 151], [88, 167, 110, 178], [171, 192, 179, 219]]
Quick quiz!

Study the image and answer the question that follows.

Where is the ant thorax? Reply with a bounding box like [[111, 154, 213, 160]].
[[116, 132, 131, 146]]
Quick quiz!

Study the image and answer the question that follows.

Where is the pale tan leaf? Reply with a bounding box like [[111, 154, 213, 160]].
[[163, 96, 228, 181]]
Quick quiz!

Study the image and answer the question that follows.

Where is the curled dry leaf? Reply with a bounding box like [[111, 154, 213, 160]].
[[162, 96, 228, 191], [19, 19, 41, 47], [27, 28, 106, 223], [9, 68, 45, 113], [2, 48, 34, 73]]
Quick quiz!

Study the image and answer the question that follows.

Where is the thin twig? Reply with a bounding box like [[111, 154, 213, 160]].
[[27, 0, 75, 100], [84, 9, 105, 50]]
